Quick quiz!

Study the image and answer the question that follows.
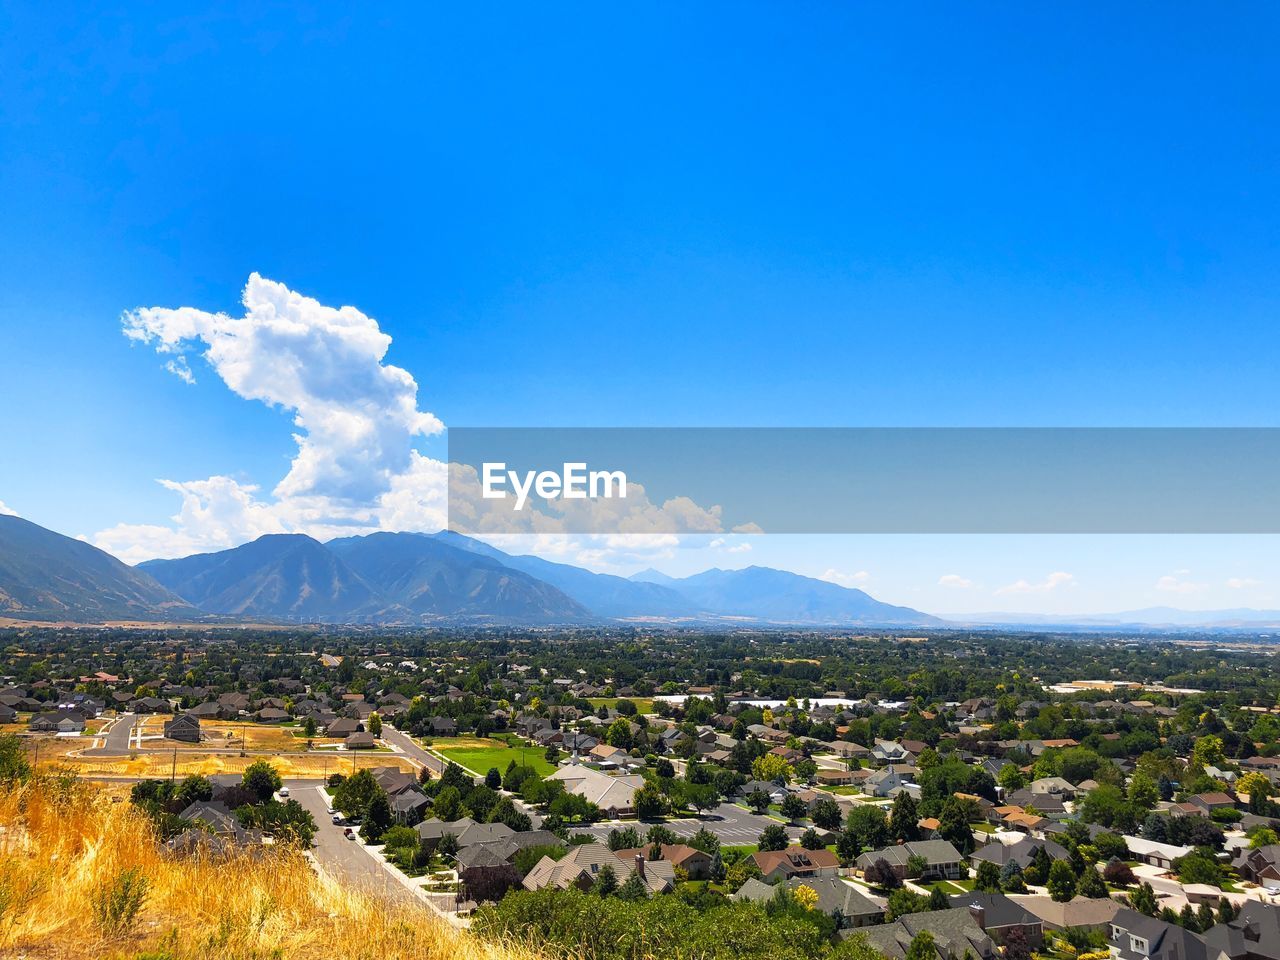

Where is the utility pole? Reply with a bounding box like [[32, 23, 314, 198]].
[[170, 745, 177, 784]]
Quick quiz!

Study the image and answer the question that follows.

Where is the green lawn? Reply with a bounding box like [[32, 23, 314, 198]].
[[587, 697, 656, 715], [429, 736, 559, 777], [919, 878, 974, 894]]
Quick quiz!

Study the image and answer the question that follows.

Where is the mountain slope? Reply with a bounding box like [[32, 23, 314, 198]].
[[139, 534, 390, 621], [0, 514, 196, 621], [434, 532, 697, 618], [659, 565, 941, 625], [327, 532, 589, 621]]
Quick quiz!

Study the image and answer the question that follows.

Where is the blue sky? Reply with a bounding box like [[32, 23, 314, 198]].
[[1, 5, 1279, 614]]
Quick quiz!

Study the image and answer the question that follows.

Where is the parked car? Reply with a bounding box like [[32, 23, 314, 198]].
[[277, 786, 289, 798], [343, 827, 356, 840], [331, 813, 343, 824]]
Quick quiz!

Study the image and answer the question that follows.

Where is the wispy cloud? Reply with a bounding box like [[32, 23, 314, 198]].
[[821, 569, 870, 588], [938, 574, 974, 589], [1226, 577, 1262, 589], [1156, 572, 1208, 594], [995, 571, 1076, 595]]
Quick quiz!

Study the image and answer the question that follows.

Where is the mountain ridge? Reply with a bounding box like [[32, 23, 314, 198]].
[[0, 514, 196, 622]]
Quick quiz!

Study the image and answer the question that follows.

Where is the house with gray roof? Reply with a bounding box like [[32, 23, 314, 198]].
[[862, 907, 997, 960], [856, 839, 966, 881], [1108, 908, 1224, 960]]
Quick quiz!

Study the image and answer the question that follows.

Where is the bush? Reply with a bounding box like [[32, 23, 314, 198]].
[[91, 867, 150, 937]]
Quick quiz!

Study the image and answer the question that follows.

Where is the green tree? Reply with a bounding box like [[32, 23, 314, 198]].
[[997, 764, 1028, 792], [811, 796, 843, 831], [747, 788, 772, 815], [634, 782, 667, 820], [1077, 864, 1108, 899], [758, 824, 789, 851], [593, 863, 619, 896], [905, 930, 937, 960], [800, 827, 824, 850], [608, 825, 642, 851], [974, 859, 1001, 893], [616, 870, 647, 901], [1130, 881, 1158, 916], [752, 754, 793, 783], [606, 717, 633, 750], [836, 830, 862, 866], [0, 734, 31, 785], [1047, 860, 1077, 903], [891, 791, 921, 842], [242, 760, 282, 803], [1192, 735, 1225, 770], [368, 712, 382, 737], [781, 793, 808, 822], [361, 791, 393, 843], [302, 715, 317, 738]]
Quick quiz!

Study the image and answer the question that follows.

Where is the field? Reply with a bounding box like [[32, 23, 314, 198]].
[[140, 716, 344, 751], [40, 749, 417, 780], [587, 697, 656, 715], [428, 735, 558, 777], [0, 776, 537, 960]]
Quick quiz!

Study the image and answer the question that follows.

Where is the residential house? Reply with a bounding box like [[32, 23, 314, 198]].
[[522, 843, 674, 894], [163, 713, 201, 743], [949, 894, 1044, 949], [734, 877, 883, 929], [545, 765, 644, 817], [862, 907, 997, 960], [1203, 901, 1280, 960], [1108, 908, 1224, 960], [971, 836, 1068, 871], [1238, 844, 1280, 884], [856, 840, 966, 882], [752, 846, 841, 883], [614, 844, 713, 880], [1122, 836, 1194, 871], [1010, 894, 1122, 932]]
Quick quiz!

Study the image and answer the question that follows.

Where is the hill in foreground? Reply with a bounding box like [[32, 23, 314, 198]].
[[0, 776, 534, 960]]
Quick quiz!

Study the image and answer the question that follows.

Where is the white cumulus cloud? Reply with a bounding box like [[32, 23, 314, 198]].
[[938, 574, 974, 589], [96, 276, 449, 562], [0, 500, 17, 517], [995, 571, 1076, 595]]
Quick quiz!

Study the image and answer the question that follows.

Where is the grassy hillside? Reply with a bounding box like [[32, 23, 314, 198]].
[[0, 776, 536, 960]]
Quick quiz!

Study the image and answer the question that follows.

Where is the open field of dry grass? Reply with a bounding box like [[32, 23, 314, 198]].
[[0, 776, 538, 960], [43, 751, 417, 780]]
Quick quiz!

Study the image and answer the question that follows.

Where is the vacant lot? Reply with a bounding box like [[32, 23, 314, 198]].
[[52, 750, 416, 780], [428, 736, 557, 777]]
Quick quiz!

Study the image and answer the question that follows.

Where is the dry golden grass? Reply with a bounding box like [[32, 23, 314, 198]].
[[40, 751, 416, 780], [0, 776, 539, 960]]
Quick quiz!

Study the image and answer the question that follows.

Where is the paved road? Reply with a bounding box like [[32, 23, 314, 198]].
[[292, 780, 410, 899], [576, 802, 803, 846], [85, 713, 136, 756], [381, 728, 445, 776]]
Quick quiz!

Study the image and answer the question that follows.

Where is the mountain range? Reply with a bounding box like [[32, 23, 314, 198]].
[[3, 513, 1278, 631], [0, 514, 936, 626]]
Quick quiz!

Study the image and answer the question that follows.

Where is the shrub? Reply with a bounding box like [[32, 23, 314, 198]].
[[90, 867, 150, 937]]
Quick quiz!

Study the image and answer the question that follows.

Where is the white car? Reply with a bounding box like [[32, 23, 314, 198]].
[[277, 786, 290, 798]]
